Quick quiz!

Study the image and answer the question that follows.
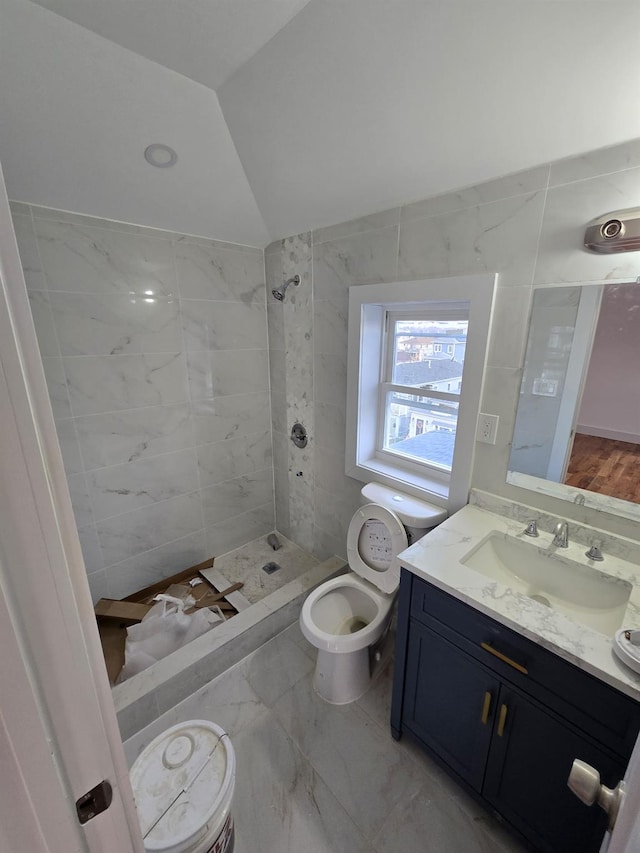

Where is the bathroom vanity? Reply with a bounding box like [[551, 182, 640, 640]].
[[391, 500, 640, 853]]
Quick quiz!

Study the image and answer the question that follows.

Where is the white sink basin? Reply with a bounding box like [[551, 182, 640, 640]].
[[461, 533, 632, 635]]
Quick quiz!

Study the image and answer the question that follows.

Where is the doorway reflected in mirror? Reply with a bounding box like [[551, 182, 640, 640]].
[[509, 282, 640, 509]]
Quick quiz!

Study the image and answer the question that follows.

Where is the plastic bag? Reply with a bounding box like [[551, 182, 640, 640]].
[[117, 594, 225, 682]]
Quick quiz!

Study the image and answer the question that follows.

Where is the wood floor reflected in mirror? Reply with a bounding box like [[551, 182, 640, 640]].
[[565, 433, 640, 504]]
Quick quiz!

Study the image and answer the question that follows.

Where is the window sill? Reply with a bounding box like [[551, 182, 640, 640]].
[[347, 457, 449, 508]]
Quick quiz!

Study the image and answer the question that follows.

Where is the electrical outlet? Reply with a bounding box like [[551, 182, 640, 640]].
[[476, 413, 499, 445]]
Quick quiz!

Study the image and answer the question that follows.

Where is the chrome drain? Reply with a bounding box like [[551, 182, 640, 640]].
[[262, 562, 281, 575]]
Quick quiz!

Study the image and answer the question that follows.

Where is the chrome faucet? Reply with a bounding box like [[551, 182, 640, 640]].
[[552, 521, 569, 548], [585, 540, 604, 561]]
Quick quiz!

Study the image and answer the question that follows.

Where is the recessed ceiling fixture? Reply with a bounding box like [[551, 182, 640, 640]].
[[144, 143, 178, 168]]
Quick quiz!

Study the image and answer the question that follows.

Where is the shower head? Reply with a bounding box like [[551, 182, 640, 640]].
[[272, 274, 300, 301]]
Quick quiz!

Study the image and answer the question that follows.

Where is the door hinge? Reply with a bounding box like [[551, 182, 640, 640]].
[[76, 780, 113, 825]]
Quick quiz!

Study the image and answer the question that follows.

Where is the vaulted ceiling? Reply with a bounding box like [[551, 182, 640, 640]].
[[2, 0, 640, 246]]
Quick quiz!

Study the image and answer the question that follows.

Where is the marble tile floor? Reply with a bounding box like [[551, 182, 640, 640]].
[[124, 623, 528, 853], [212, 532, 320, 604]]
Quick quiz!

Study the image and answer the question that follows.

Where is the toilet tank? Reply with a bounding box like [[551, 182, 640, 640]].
[[360, 483, 447, 544]]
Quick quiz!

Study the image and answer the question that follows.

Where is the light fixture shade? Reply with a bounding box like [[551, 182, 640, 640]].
[[144, 144, 178, 168]]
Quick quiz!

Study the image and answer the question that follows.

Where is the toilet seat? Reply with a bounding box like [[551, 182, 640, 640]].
[[346, 503, 408, 594]]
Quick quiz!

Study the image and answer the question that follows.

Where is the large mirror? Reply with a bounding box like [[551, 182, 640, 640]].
[[507, 281, 640, 521]]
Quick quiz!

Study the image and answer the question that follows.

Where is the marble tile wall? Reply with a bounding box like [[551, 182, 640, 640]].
[[267, 138, 640, 554], [265, 234, 315, 553], [11, 203, 274, 600]]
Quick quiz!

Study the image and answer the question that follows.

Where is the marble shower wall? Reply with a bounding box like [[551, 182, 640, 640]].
[[266, 234, 315, 552], [11, 202, 274, 601], [268, 138, 640, 555]]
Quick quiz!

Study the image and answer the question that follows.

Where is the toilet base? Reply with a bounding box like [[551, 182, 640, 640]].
[[312, 647, 371, 704]]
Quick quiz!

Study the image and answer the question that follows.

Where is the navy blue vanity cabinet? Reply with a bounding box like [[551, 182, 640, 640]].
[[391, 570, 640, 853]]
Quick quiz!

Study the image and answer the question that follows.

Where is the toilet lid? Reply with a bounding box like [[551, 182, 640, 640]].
[[346, 503, 408, 594]]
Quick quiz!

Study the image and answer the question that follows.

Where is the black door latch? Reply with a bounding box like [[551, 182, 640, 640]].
[[76, 780, 113, 824]]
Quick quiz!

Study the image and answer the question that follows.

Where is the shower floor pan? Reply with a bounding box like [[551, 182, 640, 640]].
[[112, 533, 345, 741]]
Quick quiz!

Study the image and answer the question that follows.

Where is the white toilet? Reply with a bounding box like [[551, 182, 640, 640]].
[[300, 482, 447, 704]]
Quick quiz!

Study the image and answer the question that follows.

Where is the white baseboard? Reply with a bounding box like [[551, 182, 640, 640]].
[[576, 424, 640, 444]]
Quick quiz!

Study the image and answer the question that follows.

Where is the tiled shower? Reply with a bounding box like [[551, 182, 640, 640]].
[[12, 203, 273, 602], [11, 137, 640, 606]]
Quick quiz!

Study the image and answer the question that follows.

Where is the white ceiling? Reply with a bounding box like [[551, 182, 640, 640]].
[[0, 0, 270, 245], [219, 0, 640, 238], [26, 0, 313, 90], [2, 1, 640, 246]]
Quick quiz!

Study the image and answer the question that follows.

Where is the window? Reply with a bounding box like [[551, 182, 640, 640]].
[[379, 310, 468, 475], [346, 275, 496, 512]]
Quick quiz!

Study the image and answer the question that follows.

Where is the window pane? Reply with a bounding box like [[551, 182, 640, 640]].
[[391, 319, 467, 393], [382, 391, 459, 471]]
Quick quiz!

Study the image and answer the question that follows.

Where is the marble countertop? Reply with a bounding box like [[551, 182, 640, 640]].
[[398, 503, 640, 701]]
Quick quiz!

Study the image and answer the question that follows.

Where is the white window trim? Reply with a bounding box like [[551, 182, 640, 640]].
[[345, 275, 496, 512]]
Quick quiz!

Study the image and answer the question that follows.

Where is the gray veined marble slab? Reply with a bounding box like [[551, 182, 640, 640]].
[[172, 233, 262, 256], [314, 400, 346, 453], [200, 468, 274, 527], [180, 298, 267, 351], [66, 472, 95, 529], [191, 392, 271, 445], [33, 218, 177, 296], [87, 447, 199, 521], [210, 533, 319, 605], [398, 191, 545, 288], [314, 207, 401, 245], [196, 431, 272, 487], [266, 300, 285, 349], [104, 530, 208, 600], [64, 352, 188, 416], [400, 165, 550, 223], [175, 241, 265, 302], [10, 213, 47, 291], [95, 490, 204, 566], [486, 285, 532, 370], [549, 138, 640, 187], [314, 351, 347, 409], [233, 708, 371, 853], [186, 349, 269, 401], [73, 403, 194, 470], [313, 293, 348, 355], [272, 674, 425, 839], [48, 292, 182, 355], [41, 356, 72, 420], [53, 417, 84, 476], [270, 390, 288, 437], [205, 502, 275, 559], [312, 224, 400, 300], [268, 346, 286, 396], [87, 570, 108, 604], [534, 167, 640, 285], [77, 524, 104, 575], [27, 290, 59, 357]]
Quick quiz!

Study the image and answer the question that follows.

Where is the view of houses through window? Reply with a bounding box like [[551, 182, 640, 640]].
[[381, 315, 469, 472]]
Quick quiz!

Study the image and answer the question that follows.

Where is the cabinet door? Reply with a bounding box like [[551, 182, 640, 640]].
[[403, 621, 499, 791], [484, 685, 626, 853]]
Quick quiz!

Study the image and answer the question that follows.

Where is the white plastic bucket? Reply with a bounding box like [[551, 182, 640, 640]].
[[130, 720, 236, 853]]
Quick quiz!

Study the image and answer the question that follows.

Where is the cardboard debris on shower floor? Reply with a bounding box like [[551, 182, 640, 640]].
[[95, 556, 245, 684], [198, 566, 252, 612]]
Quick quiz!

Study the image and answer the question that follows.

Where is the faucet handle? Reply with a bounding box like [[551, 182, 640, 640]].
[[523, 520, 539, 538], [585, 539, 604, 562]]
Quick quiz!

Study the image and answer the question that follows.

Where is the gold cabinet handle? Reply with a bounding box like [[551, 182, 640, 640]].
[[480, 691, 492, 725], [481, 642, 528, 675], [497, 703, 508, 737]]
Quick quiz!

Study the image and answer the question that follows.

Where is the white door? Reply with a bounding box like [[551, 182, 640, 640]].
[[0, 162, 144, 852], [605, 730, 640, 852]]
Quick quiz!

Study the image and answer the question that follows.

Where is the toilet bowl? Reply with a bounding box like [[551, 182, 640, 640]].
[[300, 483, 447, 704]]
